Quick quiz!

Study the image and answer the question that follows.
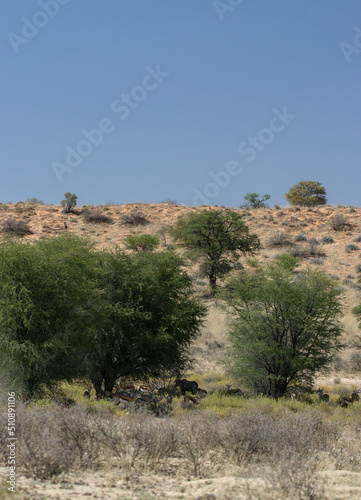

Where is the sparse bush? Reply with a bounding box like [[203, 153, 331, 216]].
[[126, 234, 160, 251], [83, 210, 113, 224], [1, 218, 33, 236], [122, 211, 149, 226], [60, 192, 77, 214], [346, 243, 359, 253], [161, 199, 178, 206], [295, 234, 307, 242], [26, 198, 44, 205], [320, 235, 334, 244], [331, 214, 349, 231], [288, 245, 308, 258], [268, 231, 292, 247], [328, 274, 340, 281], [310, 258, 324, 265], [354, 235, 361, 243], [356, 264, 361, 273]]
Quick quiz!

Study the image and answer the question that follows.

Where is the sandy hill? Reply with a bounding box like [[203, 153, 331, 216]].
[[1, 201, 360, 381]]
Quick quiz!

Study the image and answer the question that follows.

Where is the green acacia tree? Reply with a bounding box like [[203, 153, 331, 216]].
[[285, 181, 327, 207], [224, 256, 344, 398], [86, 250, 206, 393], [241, 193, 271, 209], [171, 210, 260, 291], [60, 192, 78, 213], [0, 234, 99, 397]]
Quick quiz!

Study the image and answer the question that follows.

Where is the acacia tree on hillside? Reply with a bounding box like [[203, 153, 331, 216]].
[[171, 210, 261, 291], [285, 181, 327, 207], [224, 255, 344, 399]]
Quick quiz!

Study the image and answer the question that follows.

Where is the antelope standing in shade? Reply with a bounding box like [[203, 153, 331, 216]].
[[112, 390, 140, 409], [196, 388, 208, 398], [226, 384, 244, 396], [317, 388, 329, 402]]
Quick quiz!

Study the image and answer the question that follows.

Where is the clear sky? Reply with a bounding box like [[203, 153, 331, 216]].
[[1, 0, 360, 207]]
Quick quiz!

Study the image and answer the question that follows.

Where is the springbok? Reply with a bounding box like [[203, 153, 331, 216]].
[[226, 384, 244, 396], [317, 388, 330, 402], [339, 390, 359, 408], [116, 382, 136, 393], [290, 391, 298, 401], [196, 388, 208, 398], [138, 392, 164, 405], [95, 390, 112, 401], [139, 382, 157, 393], [182, 395, 200, 408], [112, 390, 140, 408]]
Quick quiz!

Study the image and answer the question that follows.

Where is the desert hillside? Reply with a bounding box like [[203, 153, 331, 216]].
[[1, 201, 360, 379]]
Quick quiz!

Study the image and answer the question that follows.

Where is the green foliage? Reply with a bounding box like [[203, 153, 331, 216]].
[[171, 210, 260, 290], [224, 261, 344, 399], [60, 192, 77, 213], [0, 234, 99, 397], [85, 250, 206, 392], [285, 181, 327, 207], [126, 234, 160, 251], [240, 193, 270, 209]]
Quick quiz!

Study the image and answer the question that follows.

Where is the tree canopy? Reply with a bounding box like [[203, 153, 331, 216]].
[[285, 181, 327, 207], [0, 234, 99, 397], [240, 193, 270, 209], [224, 256, 344, 398], [86, 249, 206, 392], [171, 210, 260, 290]]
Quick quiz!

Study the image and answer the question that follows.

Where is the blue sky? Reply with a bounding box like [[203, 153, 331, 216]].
[[1, 0, 360, 207]]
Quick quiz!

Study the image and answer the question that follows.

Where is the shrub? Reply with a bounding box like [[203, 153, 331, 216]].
[[346, 244, 359, 253], [356, 264, 361, 273], [26, 197, 44, 205], [83, 210, 113, 224], [310, 258, 324, 265], [267, 232, 292, 247], [320, 236, 334, 244], [285, 181, 327, 207], [60, 192, 77, 213], [295, 234, 307, 242], [160, 199, 178, 205], [1, 218, 33, 236], [328, 274, 340, 281], [126, 234, 160, 251], [288, 245, 308, 258], [354, 235, 361, 243], [122, 211, 149, 226], [331, 214, 349, 231]]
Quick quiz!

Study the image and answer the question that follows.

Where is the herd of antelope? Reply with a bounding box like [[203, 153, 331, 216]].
[[84, 378, 247, 409], [85, 380, 360, 409], [291, 387, 360, 407]]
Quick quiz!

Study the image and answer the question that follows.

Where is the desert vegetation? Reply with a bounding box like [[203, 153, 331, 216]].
[[1, 200, 361, 498]]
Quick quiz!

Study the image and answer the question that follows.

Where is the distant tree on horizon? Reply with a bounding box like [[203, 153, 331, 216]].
[[61, 192, 78, 213], [240, 193, 271, 209], [285, 181, 327, 207]]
